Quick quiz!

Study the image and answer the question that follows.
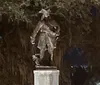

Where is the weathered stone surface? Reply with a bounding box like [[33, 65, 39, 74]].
[[34, 70, 59, 85], [35, 66, 57, 70]]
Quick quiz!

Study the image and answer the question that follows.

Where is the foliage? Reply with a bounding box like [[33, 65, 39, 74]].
[[0, 0, 99, 35], [0, 0, 100, 85]]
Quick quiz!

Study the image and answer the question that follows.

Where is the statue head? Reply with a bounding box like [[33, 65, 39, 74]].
[[39, 9, 51, 20]]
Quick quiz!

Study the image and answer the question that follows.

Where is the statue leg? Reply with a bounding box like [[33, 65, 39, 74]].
[[40, 48, 45, 60], [35, 58, 40, 66], [51, 51, 54, 61], [51, 52, 53, 61], [32, 55, 40, 65], [48, 48, 54, 61]]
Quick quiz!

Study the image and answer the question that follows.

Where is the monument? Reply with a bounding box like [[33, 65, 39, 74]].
[[30, 8, 60, 85]]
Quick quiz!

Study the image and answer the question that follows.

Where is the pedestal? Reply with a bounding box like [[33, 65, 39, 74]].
[[34, 67, 59, 85]]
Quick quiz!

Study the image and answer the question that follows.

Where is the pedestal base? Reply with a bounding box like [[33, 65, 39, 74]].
[[35, 66, 57, 70], [34, 70, 59, 85]]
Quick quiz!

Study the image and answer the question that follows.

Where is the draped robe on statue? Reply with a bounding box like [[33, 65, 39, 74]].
[[31, 19, 60, 65]]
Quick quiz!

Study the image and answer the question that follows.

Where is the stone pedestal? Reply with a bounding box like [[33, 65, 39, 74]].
[[34, 68, 59, 85]]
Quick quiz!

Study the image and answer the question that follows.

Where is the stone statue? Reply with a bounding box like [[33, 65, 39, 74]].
[[30, 9, 60, 66]]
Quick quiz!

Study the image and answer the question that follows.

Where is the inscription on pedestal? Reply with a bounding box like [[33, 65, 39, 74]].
[[34, 70, 59, 85]]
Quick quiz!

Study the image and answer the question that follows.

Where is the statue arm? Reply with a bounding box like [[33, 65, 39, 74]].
[[48, 28, 60, 38], [30, 21, 43, 44]]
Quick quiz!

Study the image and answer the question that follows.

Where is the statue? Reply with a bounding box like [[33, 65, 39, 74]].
[[30, 9, 60, 66]]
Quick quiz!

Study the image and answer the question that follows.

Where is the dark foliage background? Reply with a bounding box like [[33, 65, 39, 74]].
[[0, 0, 100, 85]]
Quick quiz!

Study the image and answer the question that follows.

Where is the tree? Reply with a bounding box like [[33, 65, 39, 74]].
[[0, 0, 100, 85]]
